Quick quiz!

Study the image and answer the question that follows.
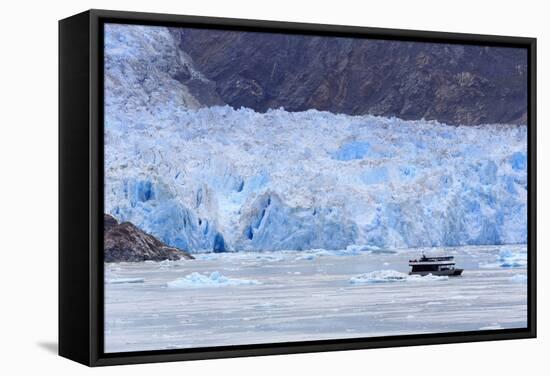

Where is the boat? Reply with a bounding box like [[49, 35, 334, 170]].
[[408, 254, 463, 276]]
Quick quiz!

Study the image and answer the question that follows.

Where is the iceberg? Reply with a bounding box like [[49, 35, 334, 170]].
[[106, 278, 145, 284], [350, 270, 448, 284], [479, 247, 527, 269], [350, 270, 408, 283], [166, 272, 260, 288], [498, 248, 528, 268]]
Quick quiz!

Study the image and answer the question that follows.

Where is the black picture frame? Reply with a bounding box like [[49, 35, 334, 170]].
[[59, 9, 537, 367]]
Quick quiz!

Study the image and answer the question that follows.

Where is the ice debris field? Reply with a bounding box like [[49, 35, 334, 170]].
[[104, 245, 528, 352]]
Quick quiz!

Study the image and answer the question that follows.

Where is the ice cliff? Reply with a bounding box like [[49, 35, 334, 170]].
[[104, 24, 527, 253]]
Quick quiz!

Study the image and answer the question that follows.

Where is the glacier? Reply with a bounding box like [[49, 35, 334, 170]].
[[104, 105, 527, 252], [104, 24, 528, 253]]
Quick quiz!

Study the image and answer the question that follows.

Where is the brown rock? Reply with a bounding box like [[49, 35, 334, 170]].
[[170, 28, 527, 126], [103, 214, 194, 262]]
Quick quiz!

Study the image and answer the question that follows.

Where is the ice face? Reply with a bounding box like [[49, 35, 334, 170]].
[[240, 192, 358, 251], [104, 26, 528, 253], [104, 105, 527, 252]]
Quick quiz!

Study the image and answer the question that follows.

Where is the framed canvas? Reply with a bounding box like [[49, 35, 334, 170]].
[[59, 9, 536, 366]]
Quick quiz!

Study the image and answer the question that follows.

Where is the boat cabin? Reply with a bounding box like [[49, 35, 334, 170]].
[[408, 254, 463, 276]]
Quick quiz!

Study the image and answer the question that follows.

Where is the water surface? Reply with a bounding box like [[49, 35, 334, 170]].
[[104, 244, 527, 353]]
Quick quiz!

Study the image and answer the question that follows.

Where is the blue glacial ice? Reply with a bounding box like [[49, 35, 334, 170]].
[[333, 141, 375, 161], [104, 24, 528, 253]]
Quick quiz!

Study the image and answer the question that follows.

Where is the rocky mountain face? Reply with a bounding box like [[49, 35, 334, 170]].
[[104, 214, 194, 262], [170, 28, 527, 125]]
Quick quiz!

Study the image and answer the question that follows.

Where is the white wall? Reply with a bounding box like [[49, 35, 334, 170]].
[[0, 0, 546, 374]]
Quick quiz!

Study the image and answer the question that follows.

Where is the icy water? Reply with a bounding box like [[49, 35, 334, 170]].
[[104, 245, 527, 353]]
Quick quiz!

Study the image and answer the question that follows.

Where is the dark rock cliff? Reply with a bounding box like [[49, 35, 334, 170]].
[[170, 28, 527, 125], [104, 214, 194, 262]]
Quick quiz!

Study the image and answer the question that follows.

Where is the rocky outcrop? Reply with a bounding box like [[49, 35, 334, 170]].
[[104, 214, 194, 262], [170, 28, 527, 126]]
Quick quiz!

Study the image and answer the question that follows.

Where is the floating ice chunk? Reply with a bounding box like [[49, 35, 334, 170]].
[[159, 259, 179, 268], [106, 277, 144, 284], [166, 272, 261, 288], [369, 248, 397, 254], [192, 253, 223, 261], [480, 248, 527, 268], [345, 244, 384, 253], [252, 253, 285, 262], [295, 254, 316, 261], [509, 274, 527, 283], [407, 274, 449, 282], [498, 248, 527, 268], [351, 270, 408, 283], [350, 270, 448, 284], [293, 248, 359, 260], [479, 323, 503, 330]]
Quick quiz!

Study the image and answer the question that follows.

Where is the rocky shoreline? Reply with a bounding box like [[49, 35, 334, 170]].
[[104, 214, 194, 262]]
